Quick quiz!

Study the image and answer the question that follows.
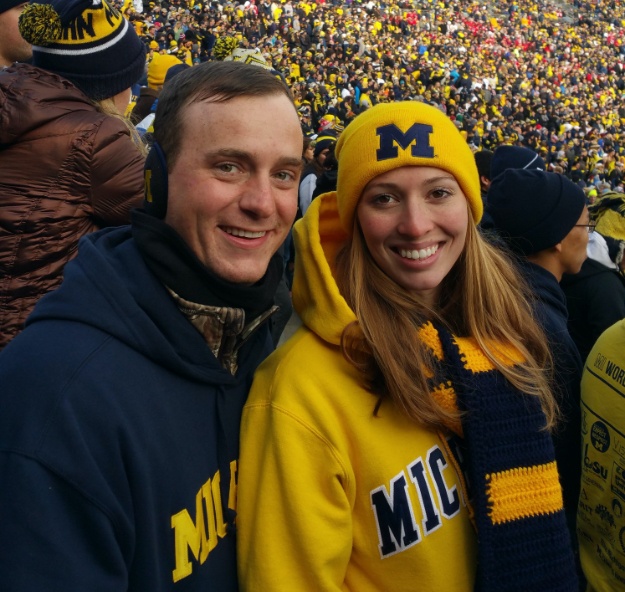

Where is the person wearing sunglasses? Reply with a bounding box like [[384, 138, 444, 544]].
[[485, 168, 589, 584], [561, 191, 625, 365]]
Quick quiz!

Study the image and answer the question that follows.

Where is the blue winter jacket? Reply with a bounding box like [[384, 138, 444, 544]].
[[517, 259, 582, 534], [0, 225, 273, 591]]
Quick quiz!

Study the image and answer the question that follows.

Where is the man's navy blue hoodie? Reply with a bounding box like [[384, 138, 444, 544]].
[[0, 225, 272, 591]]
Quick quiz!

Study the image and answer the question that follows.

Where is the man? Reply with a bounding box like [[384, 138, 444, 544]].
[[486, 168, 589, 577], [298, 130, 337, 215], [561, 191, 625, 363], [129, 52, 184, 125], [0, 1, 31, 67], [477, 145, 545, 231], [474, 148, 493, 198], [473, 148, 493, 228], [577, 318, 625, 591], [0, 61, 303, 590]]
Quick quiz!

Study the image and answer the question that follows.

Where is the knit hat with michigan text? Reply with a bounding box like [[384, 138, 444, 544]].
[[19, 0, 146, 101], [335, 101, 482, 234]]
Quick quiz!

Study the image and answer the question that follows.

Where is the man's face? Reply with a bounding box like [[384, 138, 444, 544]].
[[0, 3, 32, 67], [165, 94, 303, 284], [558, 206, 590, 275]]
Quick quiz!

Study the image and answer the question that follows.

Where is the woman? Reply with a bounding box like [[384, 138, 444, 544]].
[[302, 135, 315, 164], [0, 0, 146, 349], [237, 102, 578, 591]]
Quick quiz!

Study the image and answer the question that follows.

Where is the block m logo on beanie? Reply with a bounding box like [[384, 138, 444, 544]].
[[376, 123, 434, 161]]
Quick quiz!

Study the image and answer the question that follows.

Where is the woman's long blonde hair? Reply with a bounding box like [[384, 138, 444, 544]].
[[335, 209, 557, 430], [95, 97, 148, 157]]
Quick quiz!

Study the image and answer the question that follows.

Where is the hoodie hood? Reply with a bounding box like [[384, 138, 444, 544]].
[[587, 231, 619, 271], [7, 225, 266, 579], [26, 225, 253, 386], [291, 192, 356, 346]]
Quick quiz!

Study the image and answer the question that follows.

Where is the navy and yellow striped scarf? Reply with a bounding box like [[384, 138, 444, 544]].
[[421, 322, 578, 591]]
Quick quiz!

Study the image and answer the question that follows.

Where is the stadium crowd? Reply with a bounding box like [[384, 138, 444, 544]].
[[121, 0, 625, 197], [1, 1, 625, 589]]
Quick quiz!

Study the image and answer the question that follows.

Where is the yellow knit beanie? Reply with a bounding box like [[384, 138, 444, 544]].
[[335, 101, 482, 233], [148, 54, 183, 89]]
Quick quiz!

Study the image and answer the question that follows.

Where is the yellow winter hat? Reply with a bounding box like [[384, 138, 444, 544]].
[[148, 53, 183, 88], [335, 101, 482, 233], [591, 192, 625, 241]]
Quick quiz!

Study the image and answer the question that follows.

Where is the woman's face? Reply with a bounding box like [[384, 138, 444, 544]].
[[357, 166, 469, 307]]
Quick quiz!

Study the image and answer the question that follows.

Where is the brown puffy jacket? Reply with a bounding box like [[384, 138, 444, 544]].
[[0, 64, 145, 349]]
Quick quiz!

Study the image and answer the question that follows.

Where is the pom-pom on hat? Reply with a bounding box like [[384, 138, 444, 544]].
[[335, 101, 482, 234], [487, 169, 586, 256], [490, 145, 545, 180], [212, 37, 285, 80], [212, 36, 239, 61], [147, 53, 183, 89], [18, 0, 146, 101]]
